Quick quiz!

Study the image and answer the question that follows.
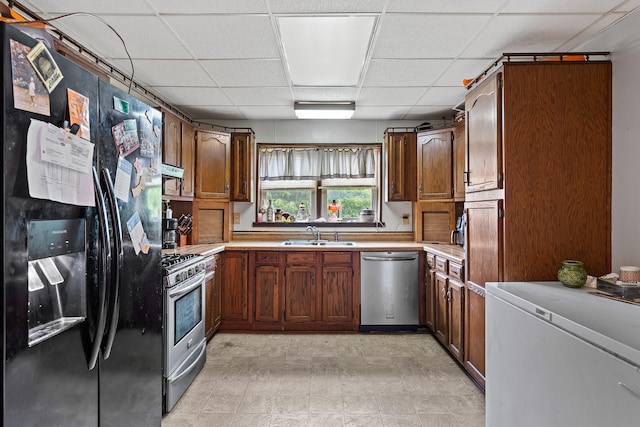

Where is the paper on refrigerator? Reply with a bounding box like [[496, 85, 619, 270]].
[[26, 119, 95, 206]]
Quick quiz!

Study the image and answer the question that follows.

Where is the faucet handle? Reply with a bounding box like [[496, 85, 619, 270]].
[[334, 231, 339, 242]]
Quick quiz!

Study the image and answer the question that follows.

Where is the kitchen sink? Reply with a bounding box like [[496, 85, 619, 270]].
[[280, 240, 357, 246]]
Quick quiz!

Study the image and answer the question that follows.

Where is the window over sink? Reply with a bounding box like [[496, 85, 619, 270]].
[[257, 144, 381, 225]]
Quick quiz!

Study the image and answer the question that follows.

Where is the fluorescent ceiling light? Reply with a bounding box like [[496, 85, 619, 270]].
[[294, 101, 355, 119], [277, 15, 376, 87]]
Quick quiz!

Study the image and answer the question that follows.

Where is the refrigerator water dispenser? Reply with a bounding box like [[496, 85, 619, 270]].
[[27, 219, 87, 347]]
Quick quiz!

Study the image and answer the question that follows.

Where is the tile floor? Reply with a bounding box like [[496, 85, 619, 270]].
[[161, 333, 485, 427]]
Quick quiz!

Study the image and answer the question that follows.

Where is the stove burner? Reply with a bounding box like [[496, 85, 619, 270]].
[[161, 253, 200, 271]]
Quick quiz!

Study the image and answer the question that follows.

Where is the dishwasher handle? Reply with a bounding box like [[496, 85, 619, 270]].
[[362, 255, 418, 262]]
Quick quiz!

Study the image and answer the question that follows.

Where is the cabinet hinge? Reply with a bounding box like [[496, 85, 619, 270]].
[[497, 172, 503, 184], [498, 207, 505, 218], [498, 76, 503, 89]]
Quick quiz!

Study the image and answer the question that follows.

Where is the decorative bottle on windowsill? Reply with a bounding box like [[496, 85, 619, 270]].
[[266, 199, 274, 222], [558, 260, 587, 288]]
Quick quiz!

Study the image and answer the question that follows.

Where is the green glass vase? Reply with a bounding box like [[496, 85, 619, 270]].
[[557, 260, 587, 288]]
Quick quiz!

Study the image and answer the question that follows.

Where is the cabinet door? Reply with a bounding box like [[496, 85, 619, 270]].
[[447, 279, 464, 362], [255, 265, 280, 323], [321, 266, 353, 323], [386, 132, 417, 201], [163, 112, 181, 197], [220, 252, 249, 323], [465, 199, 502, 290], [434, 272, 448, 345], [418, 129, 453, 200], [231, 132, 253, 202], [284, 266, 316, 323], [180, 121, 195, 198], [452, 119, 466, 200], [465, 72, 502, 193], [196, 130, 231, 199], [424, 267, 436, 332], [464, 284, 485, 388]]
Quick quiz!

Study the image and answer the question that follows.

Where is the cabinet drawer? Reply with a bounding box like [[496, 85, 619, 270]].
[[256, 251, 278, 265], [286, 252, 316, 265], [426, 253, 436, 269], [435, 257, 448, 274], [449, 262, 464, 282], [322, 252, 352, 264]]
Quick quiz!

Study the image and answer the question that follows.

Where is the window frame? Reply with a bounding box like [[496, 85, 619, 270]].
[[255, 143, 382, 227]]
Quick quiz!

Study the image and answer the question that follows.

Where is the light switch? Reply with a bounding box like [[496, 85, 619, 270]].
[[402, 214, 410, 225]]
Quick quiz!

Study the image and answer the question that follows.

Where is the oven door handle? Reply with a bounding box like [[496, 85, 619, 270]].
[[168, 340, 206, 383], [168, 273, 206, 299], [101, 168, 123, 360], [88, 167, 111, 370]]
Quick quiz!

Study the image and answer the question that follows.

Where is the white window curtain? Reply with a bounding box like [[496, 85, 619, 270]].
[[259, 147, 376, 181]]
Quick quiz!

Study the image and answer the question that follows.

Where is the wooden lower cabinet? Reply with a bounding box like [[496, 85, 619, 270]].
[[255, 265, 280, 323], [220, 250, 358, 332], [447, 279, 464, 362], [219, 251, 251, 330], [464, 283, 485, 389], [284, 265, 317, 323], [424, 263, 436, 331], [434, 272, 449, 344]]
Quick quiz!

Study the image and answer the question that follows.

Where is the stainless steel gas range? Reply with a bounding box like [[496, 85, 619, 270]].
[[161, 253, 207, 412]]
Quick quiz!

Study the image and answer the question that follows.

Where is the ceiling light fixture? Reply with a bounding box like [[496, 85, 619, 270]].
[[294, 101, 356, 119]]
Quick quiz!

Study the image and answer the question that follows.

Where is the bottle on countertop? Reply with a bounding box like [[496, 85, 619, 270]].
[[266, 199, 274, 222]]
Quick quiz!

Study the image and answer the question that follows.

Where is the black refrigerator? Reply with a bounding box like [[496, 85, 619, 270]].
[[1, 23, 163, 426]]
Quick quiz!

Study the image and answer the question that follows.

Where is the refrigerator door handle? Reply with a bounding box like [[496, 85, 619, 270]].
[[101, 168, 123, 359], [88, 167, 112, 370]]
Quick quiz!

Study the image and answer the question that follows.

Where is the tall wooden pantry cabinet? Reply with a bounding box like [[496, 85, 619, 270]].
[[464, 57, 612, 388]]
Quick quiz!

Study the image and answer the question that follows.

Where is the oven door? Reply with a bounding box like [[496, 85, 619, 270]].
[[164, 271, 206, 376]]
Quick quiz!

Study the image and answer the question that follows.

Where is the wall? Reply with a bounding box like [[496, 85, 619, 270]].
[[579, 10, 640, 271], [215, 118, 430, 234]]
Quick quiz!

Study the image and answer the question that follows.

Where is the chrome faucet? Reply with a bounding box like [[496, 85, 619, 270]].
[[306, 225, 321, 241]]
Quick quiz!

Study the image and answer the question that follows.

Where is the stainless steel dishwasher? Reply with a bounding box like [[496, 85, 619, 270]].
[[360, 251, 419, 331]]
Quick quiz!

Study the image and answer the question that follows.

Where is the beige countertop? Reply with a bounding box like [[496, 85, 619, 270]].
[[164, 241, 464, 263]]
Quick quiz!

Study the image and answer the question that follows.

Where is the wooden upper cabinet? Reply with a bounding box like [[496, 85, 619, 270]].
[[162, 110, 195, 200], [231, 131, 254, 202], [452, 118, 466, 201], [418, 128, 453, 200], [195, 130, 231, 199], [465, 72, 502, 193], [162, 112, 181, 197], [385, 130, 417, 202], [180, 122, 195, 198]]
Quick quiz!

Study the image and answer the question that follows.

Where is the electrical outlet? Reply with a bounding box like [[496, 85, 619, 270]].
[[402, 214, 410, 225], [233, 212, 241, 224]]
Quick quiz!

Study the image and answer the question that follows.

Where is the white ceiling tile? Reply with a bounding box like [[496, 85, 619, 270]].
[[19, 0, 154, 14], [461, 15, 603, 58], [201, 59, 288, 87], [352, 106, 411, 120], [387, 0, 505, 13], [292, 87, 359, 102], [357, 87, 425, 105], [433, 59, 494, 86], [150, 0, 268, 14], [501, 0, 626, 14], [238, 106, 297, 120], [363, 59, 452, 87], [110, 59, 215, 87], [269, 0, 387, 14], [163, 15, 280, 59], [151, 86, 232, 106], [416, 87, 467, 107], [223, 87, 292, 105], [614, 0, 640, 12], [557, 13, 628, 51], [49, 15, 190, 59], [372, 14, 492, 58]]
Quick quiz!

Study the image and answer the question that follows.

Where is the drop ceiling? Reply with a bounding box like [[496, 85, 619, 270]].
[[10, 0, 640, 123]]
